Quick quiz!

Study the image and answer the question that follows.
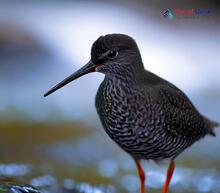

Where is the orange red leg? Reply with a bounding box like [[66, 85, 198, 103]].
[[134, 159, 146, 193], [162, 160, 175, 193]]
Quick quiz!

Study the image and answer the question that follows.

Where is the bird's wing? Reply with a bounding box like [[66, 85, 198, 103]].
[[156, 83, 211, 139]]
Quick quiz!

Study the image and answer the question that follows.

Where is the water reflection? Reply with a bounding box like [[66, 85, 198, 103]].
[[41, 132, 220, 192], [0, 163, 31, 177], [98, 159, 118, 178], [1, 161, 220, 193], [120, 174, 139, 192], [31, 175, 59, 193], [74, 183, 116, 193], [63, 178, 75, 190]]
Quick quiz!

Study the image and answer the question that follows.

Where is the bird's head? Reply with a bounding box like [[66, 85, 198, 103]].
[[44, 34, 143, 97]]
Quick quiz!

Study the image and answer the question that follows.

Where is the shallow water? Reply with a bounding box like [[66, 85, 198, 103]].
[[0, 120, 220, 193]]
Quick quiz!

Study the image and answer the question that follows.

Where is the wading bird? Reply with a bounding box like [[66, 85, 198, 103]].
[[44, 34, 218, 193]]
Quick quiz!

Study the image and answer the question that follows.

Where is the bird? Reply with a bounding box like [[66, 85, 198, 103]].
[[44, 34, 218, 193]]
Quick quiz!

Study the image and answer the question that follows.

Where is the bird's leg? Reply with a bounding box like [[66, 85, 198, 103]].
[[162, 160, 175, 193], [134, 159, 146, 193]]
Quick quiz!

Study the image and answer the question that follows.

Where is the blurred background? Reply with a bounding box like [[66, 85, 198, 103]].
[[0, 0, 220, 193]]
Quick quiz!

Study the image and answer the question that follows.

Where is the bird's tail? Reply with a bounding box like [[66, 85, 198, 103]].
[[203, 116, 219, 137]]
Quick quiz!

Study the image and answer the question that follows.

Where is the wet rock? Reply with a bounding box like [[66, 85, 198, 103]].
[[0, 184, 42, 193], [0, 182, 116, 193]]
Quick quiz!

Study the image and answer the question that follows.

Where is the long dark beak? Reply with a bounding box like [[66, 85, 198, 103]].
[[44, 60, 97, 97]]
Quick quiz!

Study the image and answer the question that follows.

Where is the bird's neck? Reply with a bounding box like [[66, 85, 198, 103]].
[[105, 65, 145, 85]]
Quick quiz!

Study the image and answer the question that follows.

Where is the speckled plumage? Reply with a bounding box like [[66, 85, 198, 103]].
[[44, 33, 219, 193], [94, 34, 218, 161]]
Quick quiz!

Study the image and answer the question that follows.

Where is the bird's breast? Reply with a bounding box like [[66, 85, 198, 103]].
[[95, 78, 133, 128], [95, 78, 151, 151]]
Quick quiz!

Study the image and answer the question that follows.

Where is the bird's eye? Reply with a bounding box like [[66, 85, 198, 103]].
[[106, 50, 118, 59]]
